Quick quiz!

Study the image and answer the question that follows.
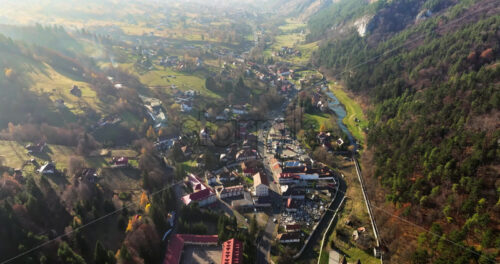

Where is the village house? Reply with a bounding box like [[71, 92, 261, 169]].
[[200, 127, 212, 145], [253, 172, 269, 197], [25, 142, 46, 154], [154, 137, 179, 152], [231, 198, 254, 211], [231, 105, 248, 115], [281, 186, 306, 200], [181, 145, 192, 158], [181, 174, 216, 207], [218, 170, 238, 183], [219, 185, 244, 199], [111, 157, 129, 168], [235, 148, 258, 162], [279, 173, 299, 185], [220, 153, 228, 163], [70, 85, 82, 97], [285, 224, 301, 233], [205, 171, 217, 185], [77, 168, 99, 183], [277, 232, 301, 244], [181, 102, 193, 112], [55, 99, 65, 108], [270, 158, 282, 179], [240, 160, 260, 177], [286, 197, 300, 212], [282, 161, 307, 173], [38, 162, 56, 174]]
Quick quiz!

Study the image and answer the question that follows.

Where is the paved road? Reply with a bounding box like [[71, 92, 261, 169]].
[[257, 214, 277, 264], [218, 198, 249, 228]]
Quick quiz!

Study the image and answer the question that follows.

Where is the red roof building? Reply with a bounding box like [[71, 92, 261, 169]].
[[111, 157, 129, 167], [182, 174, 216, 206], [279, 172, 300, 184], [221, 238, 243, 264], [163, 234, 219, 264], [285, 224, 301, 232]]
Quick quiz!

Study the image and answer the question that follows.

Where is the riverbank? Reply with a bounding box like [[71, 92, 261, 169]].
[[328, 82, 368, 146]]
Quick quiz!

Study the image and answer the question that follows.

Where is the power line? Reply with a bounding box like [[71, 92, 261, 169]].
[[327, 183, 495, 263], [1, 3, 495, 264]]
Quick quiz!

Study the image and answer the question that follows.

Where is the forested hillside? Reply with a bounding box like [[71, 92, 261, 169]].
[[309, 0, 500, 262]]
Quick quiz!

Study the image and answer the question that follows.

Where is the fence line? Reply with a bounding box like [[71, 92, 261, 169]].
[[317, 195, 346, 264]]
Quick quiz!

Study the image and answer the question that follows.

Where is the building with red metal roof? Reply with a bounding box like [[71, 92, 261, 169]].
[[221, 238, 243, 264], [182, 174, 216, 206]]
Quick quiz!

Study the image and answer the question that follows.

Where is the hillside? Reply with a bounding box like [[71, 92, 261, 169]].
[[308, 0, 500, 263]]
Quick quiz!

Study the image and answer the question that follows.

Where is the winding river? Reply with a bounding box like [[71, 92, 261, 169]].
[[322, 86, 356, 147]]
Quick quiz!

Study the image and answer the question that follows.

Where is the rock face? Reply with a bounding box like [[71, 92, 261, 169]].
[[415, 9, 432, 22], [353, 15, 373, 37]]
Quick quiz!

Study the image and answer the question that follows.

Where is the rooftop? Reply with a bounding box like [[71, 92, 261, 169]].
[[164, 234, 219, 264], [221, 239, 243, 264], [253, 172, 269, 187]]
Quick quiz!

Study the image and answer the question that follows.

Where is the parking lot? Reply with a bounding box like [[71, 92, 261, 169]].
[[280, 198, 327, 228]]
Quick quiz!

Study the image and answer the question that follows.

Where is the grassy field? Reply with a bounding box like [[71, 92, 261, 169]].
[[289, 41, 319, 65], [181, 160, 198, 173], [29, 65, 104, 116], [0, 140, 139, 172], [0, 140, 111, 172], [329, 83, 368, 145], [303, 113, 335, 132], [264, 18, 319, 66], [119, 63, 221, 99]]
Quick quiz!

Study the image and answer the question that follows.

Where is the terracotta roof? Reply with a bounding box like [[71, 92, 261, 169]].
[[182, 188, 214, 205], [285, 224, 301, 231], [252, 172, 269, 187], [113, 157, 128, 165], [221, 239, 243, 264], [221, 185, 244, 194], [163, 234, 219, 264], [279, 173, 300, 179]]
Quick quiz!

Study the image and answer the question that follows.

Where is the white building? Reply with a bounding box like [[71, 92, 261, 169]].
[[253, 172, 269, 197], [219, 185, 244, 199]]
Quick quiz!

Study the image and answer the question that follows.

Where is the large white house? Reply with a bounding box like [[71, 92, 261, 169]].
[[219, 185, 244, 199], [253, 172, 269, 197]]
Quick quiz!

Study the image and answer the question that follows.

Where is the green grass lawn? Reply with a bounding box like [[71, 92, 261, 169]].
[[181, 160, 198, 173], [329, 83, 368, 145], [303, 113, 335, 132], [0, 140, 28, 169], [120, 63, 221, 99], [29, 64, 104, 116], [265, 19, 318, 66], [0, 140, 140, 172], [279, 18, 306, 33], [288, 41, 319, 65]]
